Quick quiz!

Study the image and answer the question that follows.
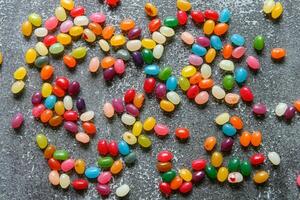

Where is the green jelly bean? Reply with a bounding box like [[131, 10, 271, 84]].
[[142, 49, 154, 64], [36, 133, 48, 149], [158, 67, 172, 81], [138, 134, 152, 148], [178, 76, 190, 91], [253, 35, 265, 51], [222, 74, 235, 90], [53, 150, 69, 161], [161, 170, 176, 182], [228, 157, 240, 172], [163, 16, 179, 28], [124, 152, 137, 165], [34, 56, 49, 68], [28, 13, 42, 27], [116, 49, 130, 61], [98, 156, 114, 169], [49, 43, 64, 55], [71, 47, 87, 59], [240, 160, 252, 176], [205, 164, 217, 180]]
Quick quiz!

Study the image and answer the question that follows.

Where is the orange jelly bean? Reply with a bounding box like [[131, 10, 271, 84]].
[[63, 55, 77, 68], [156, 162, 172, 172], [294, 100, 300, 112], [44, 144, 56, 159], [40, 109, 53, 123], [102, 26, 115, 40], [40, 65, 54, 81], [240, 131, 252, 147], [271, 48, 286, 60], [49, 115, 63, 127], [120, 19, 135, 31], [222, 44, 233, 59], [229, 116, 243, 130], [204, 136, 217, 151], [101, 56, 115, 69], [148, 18, 161, 32], [198, 79, 214, 90], [251, 131, 262, 147], [214, 23, 229, 36], [133, 93, 145, 109], [205, 48, 216, 63], [110, 159, 123, 175], [88, 22, 102, 36], [82, 122, 96, 135], [170, 176, 183, 190], [52, 85, 66, 97], [189, 72, 202, 85]]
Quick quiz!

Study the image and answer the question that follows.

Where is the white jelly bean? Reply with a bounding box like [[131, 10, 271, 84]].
[[212, 85, 226, 100], [152, 31, 166, 44], [153, 44, 164, 59], [200, 64, 212, 79], [59, 173, 70, 189], [219, 60, 235, 71], [267, 152, 280, 165], [166, 91, 181, 105], [275, 103, 288, 117], [126, 40, 142, 52], [34, 27, 48, 37], [121, 113, 136, 126], [122, 132, 137, 145], [63, 95, 73, 111], [74, 16, 89, 26], [80, 111, 95, 121], [228, 172, 243, 183], [99, 39, 110, 52], [116, 184, 130, 197], [215, 112, 230, 125], [159, 26, 175, 37]]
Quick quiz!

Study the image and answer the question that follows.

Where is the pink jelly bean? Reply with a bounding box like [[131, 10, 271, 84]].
[[232, 47, 246, 59], [246, 56, 260, 70], [97, 171, 112, 184], [96, 184, 111, 196], [252, 103, 267, 116], [61, 159, 75, 172], [112, 98, 124, 113], [297, 175, 300, 187], [195, 91, 209, 105], [60, 20, 74, 33], [114, 59, 125, 75], [32, 104, 45, 118], [189, 54, 203, 66], [154, 124, 170, 136], [196, 36, 210, 47], [11, 112, 24, 129], [89, 13, 106, 24], [45, 16, 58, 31]]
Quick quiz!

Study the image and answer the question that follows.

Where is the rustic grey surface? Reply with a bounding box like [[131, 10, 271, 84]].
[[0, 0, 299, 199]]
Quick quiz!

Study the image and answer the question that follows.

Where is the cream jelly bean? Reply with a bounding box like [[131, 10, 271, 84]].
[[121, 113, 136, 126], [152, 31, 166, 44], [219, 60, 234, 71], [212, 85, 226, 100], [153, 44, 164, 59]]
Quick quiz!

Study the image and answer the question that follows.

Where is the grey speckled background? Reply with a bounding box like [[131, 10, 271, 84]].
[[0, 0, 299, 199]]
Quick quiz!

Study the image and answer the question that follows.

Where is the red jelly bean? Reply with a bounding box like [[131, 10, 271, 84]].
[[159, 182, 171, 197], [191, 159, 207, 171], [240, 86, 254, 102], [191, 10, 205, 23], [179, 182, 193, 194], [175, 127, 190, 140], [157, 150, 173, 162], [144, 77, 156, 93], [52, 85, 65, 97], [55, 77, 69, 90], [186, 85, 200, 99], [43, 35, 57, 47], [204, 10, 219, 21], [48, 158, 61, 170], [98, 139, 109, 156], [108, 140, 119, 156], [250, 153, 265, 165], [72, 179, 89, 190], [177, 11, 188, 25], [82, 122, 96, 135], [106, 0, 119, 7], [70, 6, 85, 18], [124, 89, 136, 104], [63, 110, 79, 121], [148, 18, 161, 33]]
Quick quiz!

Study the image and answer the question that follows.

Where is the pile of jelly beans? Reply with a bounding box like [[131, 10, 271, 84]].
[[263, 0, 283, 19]]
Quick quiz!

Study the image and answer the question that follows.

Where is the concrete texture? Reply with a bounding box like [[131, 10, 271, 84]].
[[0, 0, 299, 199]]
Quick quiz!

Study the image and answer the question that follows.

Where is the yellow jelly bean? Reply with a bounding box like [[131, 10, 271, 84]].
[[25, 48, 37, 64], [160, 100, 175, 112], [36, 133, 48, 149], [144, 3, 158, 17], [205, 48, 216, 64], [181, 65, 196, 78], [55, 6, 67, 22], [21, 21, 33, 37], [35, 42, 48, 56], [60, 0, 74, 11], [11, 81, 25, 94], [14, 67, 27, 80], [203, 20, 215, 35], [83, 29, 96, 43], [176, 0, 192, 11], [57, 33, 72, 46], [141, 38, 156, 49], [253, 170, 269, 184], [28, 13, 42, 27], [263, 0, 275, 14], [211, 151, 223, 168], [271, 2, 283, 19], [143, 117, 156, 131], [54, 101, 65, 116], [179, 168, 192, 182], [110, 34, 126, 47], [122, 132, 137, 145], [75, 159, 86, 175], [132, 121, 143, 136], [69, 26, 84, 37], [217, 167, 229, 182], [41, 83, 53, 97]]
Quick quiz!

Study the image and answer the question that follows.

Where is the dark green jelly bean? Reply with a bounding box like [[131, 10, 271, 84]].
[[53, 150, 69, 161], [142, 49, 154, 64], [124, 152, 137, 165], [158, 67, 172, 81], [49, 43, 64, 55], [253, 35, 265, 51], [34, 56, 49, 68], [98, 156, 114, 169], [116, 49, 130, 61], [205, 164, 217, 180], [163, 16, 179, 28], [161, 170, 176, 182], [222, 74, 235, 90], [240, 160, 252, 176], [228, 157, 240, 172]]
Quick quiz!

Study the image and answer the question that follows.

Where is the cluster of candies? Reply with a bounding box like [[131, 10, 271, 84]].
[[274, 100, 300, 121], [11, 66, 27, 95], [263, 0, 283, 19]]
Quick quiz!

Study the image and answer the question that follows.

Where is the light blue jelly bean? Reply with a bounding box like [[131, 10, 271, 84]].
[[166, 76, 178, 91], [44, 95, 57, 109], [219, 8, 231, 23], [144, 65, 160, 76], [231, 34, 245, 46], [210, 35, 223, 50], [222, 123, 237, 137], [192, 44, 207, 57], [85, 166, 100, 179], [118, 140, 130, 156], [234, 67, 248, 84]]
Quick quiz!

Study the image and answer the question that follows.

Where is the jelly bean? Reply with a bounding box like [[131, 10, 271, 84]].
[[143, 117, 156, 131], [110, 159, 123, 174], [153, 124, 169, 137], [85, 166, 100, 179], [31, 92, 42, 105], [212, 85, 226, 100], [203, 20, 215, 35], [157, 162, 172, 173], [221, 138, 234, 152], [44, 35, 58, 47], [128, 27, 142, 40], [82, 122, 96, 135], [234, 67, 248, 84], [60, 0, 74, 10], [60, 174, 70, 189], [69, 26, 84, 37], [240, 86, 254, 102], [210, 35, 222, 50], [21, 21, 32, 37], [284, 106, 296, 120], [34, 27, 48, 38], [177, 10, 188, 25], [71, 47, 87, 59], [49, 170, 60, 186], [192, 44, 207, 56], [45, 16, 58, 31], [40, 65, 54, 81], [297, 175, 300, 187], [11, 112, 24, 129], [240, 160, 252, 176], [188, 54, 203, 66], [160, 100, 175, 112], [48, 158, 61, 170], [63, 55, 77, 68], [178, 169, 192, 182], [49, 115, 64, 127], [32, 104, 45, 118], [246, 56, 260, 71], [217, 167, 229, 182], [219, 60, 234, 72], [149, 19, 161, 32], [162, 170, 177, 182], [159, 26, 175, 37], [214, 23, 229, 36], [211, 151, 223, 167], [253, 35, 265, 51], [253, 103, 267, 116], [169, 176, 183, 190], [194, 91, 209, 105], [152, 32, 166, 45], [116, 49, 130, 61], [191, 10, 204, 23], [229, 116, 243, 130], [45, 95, 57, 109], [224, 93, 240, 105], [222, 44, 233, 59], [271, 2, 283, 19], [253, 171, 269, 184], [191, 159, 206, 171], [179, 182, 192, 194], [138, 134, 152, 148], [132, 51, 144, 66], [35, 42, 48, 56], [126, 40, 142, 52], [110, 34, 126, 47], [251, 131, 262, 146], [142, 49, 154, 64], [88, 57, 100, 73], [205, 48, 216, 63], [40, 109, 53, 123], [61, 159, 75, 172], [271, 48, 286, 60], [28, 13, 42, 27], [102, 25, 115, 40], [60, 20, 73, 33], [118, 141, 130, 156], [80, 111, 94, 121], [166, 91, 180, 105], [111, 98, 124, 114], [228, 157, 240, 172], [205, 164, 217, 179], [195, 36, 209, 47], [177, 0, 191, 11], [231, 34, 245, 46], [121, 113, 136, 125], [141, 38, 156, 49], [97, 140, 109, 156], [267, 151, 280, 165], [204, 9, 219, 21], [293, 100, 300, 112], [263, 0, 275, 14], [25, 48, 37, 64], [181, 65, 196, 78], [204, 136, 216, 151], [192, 171, 205, 184], [72, 179, 88, 191], [187, 85, 200, 99], [98, 171, 112, 184], [88, 23, 102, 36], [275, 102, 288, 117], [55, 77, 69, 90], [164, 16, 178, 28], [101, 56, 115, 69], [188, 72, 202, 85], [215, 112, 230, 125], [116, 184, 130, 197], [223, 75, 235, 90], [83, 29, 96, 43], [55, 6, 67, 21], [120, 19, 135, 32], [53, 150, 69, 161], [74, 16, 89, 26], [232, 46, 246, 59], [159, 182, 172, 197], [63, 96, 72, 111], [13, 67, 27, 80], [175, 127, 190, 140], [96, 184, 111, 196], [157, 150, 173, 162], [44, 144, 56, 159], [222, 123, 237, 137], [228, 172, 243, 183], [153, 44, 164, 59], [68, 81, 80, 96], [144, 2, 158, 17], [178, 76, 190, 91], [219, 8, 231, 23], [250, 153, 265, 166], [124, 151, 137, 165], [98, 156, 114, 169], [122, 132, 137, 145], [76, 132, 90, 144], [89, 12, 105, 24]]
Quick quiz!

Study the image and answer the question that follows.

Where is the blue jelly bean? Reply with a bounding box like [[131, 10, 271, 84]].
[[234, 67, 248, 84], [210, 35, 223, 50], [166, 76, 178, 91], [219, 8, 231, 23], [84, 166, 100, 179], [231, 34, 245, 46], [44, 95, 57, 109], [144, 65, 160, 76], [118, 140, 130, 156], [192, 44, 207, 57], [222, 123, 237, 137]]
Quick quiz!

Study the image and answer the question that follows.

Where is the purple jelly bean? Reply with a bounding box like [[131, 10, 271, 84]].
[[252, 103, 267, 116], [192, 171, 205, 183], [103, 67, 115, 81], [155, 83, 166, 99], [125, 104, 140, 117], [196, 36, 210, 47], [96, 184, 111, 196], [76, 98, 86, 112], [189, 54, 203, 66], [64, 121, 78, 133], [11, 112, 24, 129], [221, 137, 234, 152], [128, 27, 142, 40], [31, 92, 42, 105], [132, 51, 144, 67], [68, 81, 80, 96], [112, 98, 124, 113], [284, 106, 296, 120]]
